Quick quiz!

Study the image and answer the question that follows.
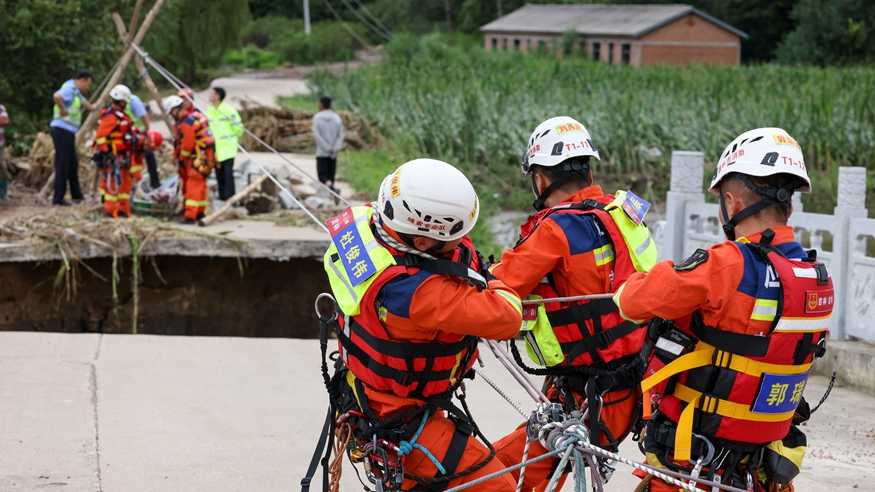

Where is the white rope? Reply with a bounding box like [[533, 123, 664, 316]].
[[515, 436, 531, 492], [339, 0, 392, 41], [476, 370, 528, 418], [351, 0, 393, 39], [131, 43, 350, 207], [371, 216, 436, 260], [131, 45, 332, 233]]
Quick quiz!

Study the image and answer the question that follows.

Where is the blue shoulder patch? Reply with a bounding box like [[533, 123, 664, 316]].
[[547, 214, 611, 255], [377, 270, 433, 318], [735, 242, 803, 300]]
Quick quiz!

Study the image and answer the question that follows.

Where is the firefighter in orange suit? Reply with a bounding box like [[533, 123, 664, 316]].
[[490, 116, 659, 490], [305, 159, 523, 491], [93, 84, 136, 218], [614, 128, 833, 491], [164, 95, 215, 223]]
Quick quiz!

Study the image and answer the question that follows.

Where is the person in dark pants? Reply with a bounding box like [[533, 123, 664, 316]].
[[50, 71, 94, 205], [205, 87, 244, 200], [126, 94, 161, 189], [312, 96, 344, 193]]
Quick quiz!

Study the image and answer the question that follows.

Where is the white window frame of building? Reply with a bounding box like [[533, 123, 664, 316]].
[[513, 38, 521, 50], [491, 37, 498, 51], [621, 43, 631, 65], [608, 42, 614, 64], [592, 41, 601, 61]]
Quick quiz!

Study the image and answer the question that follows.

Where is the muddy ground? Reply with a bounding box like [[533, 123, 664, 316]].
[[0, 256, 329, 337]]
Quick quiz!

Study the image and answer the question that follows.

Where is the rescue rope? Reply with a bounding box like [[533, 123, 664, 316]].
[[521, 293, 615, 305], [396, 410, 447, 475], [515, 436, 531, 492], [371, 217, 436, 261], [131, 45, 343, 234], [475, 369, 528, 418], [329, 422, 351, 492], [133, 43, 350, 207]]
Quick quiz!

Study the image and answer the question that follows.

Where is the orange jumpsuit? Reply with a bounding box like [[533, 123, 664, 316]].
[[615, 226, 805, 492], [94, 106, 134, 218], [129, 132, 146, 185], [173, 109, 215, 221], [356, 225, 523, 491], [491, 185, 640, 491]]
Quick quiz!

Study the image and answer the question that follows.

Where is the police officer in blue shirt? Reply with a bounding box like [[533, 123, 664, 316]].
[[50, 71, 95, 206]]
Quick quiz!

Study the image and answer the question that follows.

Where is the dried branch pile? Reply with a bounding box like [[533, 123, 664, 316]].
[[239, 103, 383, 153]]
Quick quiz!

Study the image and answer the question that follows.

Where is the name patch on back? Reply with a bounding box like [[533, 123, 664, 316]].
[[751, 372, 808, 414]]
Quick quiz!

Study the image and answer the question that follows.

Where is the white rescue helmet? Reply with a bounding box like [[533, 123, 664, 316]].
[[377, 159, 479, 242], [109, 84, 132, 103], [163, 95, 185, 112], [711, 127, 811, 192], [521, 116, 600, 175]]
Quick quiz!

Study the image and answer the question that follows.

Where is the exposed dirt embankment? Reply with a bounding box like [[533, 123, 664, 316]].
[[0, 256, 328, 337]]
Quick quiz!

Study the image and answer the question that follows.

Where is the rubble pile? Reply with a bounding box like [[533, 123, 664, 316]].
[[239, 103, 383, 153]]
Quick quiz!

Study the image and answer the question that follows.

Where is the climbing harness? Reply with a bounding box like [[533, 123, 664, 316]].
[[301, 292, 500, 491]]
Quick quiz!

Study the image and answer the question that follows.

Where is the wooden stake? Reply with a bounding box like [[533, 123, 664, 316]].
[[198, 175, 268, 227], [41, 0, 166, 200], [111, 11, 175, 130]]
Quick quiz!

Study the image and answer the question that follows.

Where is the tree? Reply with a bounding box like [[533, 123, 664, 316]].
[[777, 0, 875, 65], [0, 0, 123, 146], [143, 0, 250, 82]]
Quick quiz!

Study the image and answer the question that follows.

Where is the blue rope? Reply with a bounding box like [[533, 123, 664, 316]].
[[397, 410, 447, 476]]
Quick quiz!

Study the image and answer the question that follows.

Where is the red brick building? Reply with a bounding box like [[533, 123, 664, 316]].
[[480, 4, 747, 66]]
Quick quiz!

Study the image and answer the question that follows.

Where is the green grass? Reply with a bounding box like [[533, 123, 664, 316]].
[[309, 33, 875, 218], [277, 94, 319, 112]]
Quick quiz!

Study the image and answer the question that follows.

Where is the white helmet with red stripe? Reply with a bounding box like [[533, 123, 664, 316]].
[[109, 84, 132, 103], [521, 116, 600, 175], [377, 159, 479, 241], [713, 128, 811, 240], [711, 127, 811, 192]]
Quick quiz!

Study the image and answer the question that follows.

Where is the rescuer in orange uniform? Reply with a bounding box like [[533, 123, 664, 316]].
[[164, 95, 216, 223], [614, 128, 833, 491], [93, 84, 136, 218], [305, 159, 524, 491], [489, 116, 659, 490]]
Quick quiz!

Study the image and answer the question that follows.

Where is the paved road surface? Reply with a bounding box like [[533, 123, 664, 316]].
[[2, 332, 873, 491]]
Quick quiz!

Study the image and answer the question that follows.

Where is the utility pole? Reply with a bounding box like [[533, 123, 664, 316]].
[[303, 0, 311, 35]]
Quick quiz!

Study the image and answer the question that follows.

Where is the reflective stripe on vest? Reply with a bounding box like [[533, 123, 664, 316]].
[[53, 87, 83, 127], [125, 106, 146, 132], [323, 208, 482, 400], [520, 191, 656, 369], [640, 244, 832, 461], [603, 190, 658, 272]]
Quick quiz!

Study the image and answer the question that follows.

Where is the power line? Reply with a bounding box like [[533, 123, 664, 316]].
[[339, 0, 391, 41], [352, 0, 393, 38], [322, 0, 377, 47]]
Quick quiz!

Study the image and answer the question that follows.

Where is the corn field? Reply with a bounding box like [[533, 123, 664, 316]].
[[310, 34, 875, 212]]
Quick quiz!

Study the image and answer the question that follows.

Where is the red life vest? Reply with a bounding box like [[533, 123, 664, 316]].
[[336, 238, 483, 401], [641, 237, 833, 460], [95, 107, 133, 154], [520, 197, 647, 371]]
